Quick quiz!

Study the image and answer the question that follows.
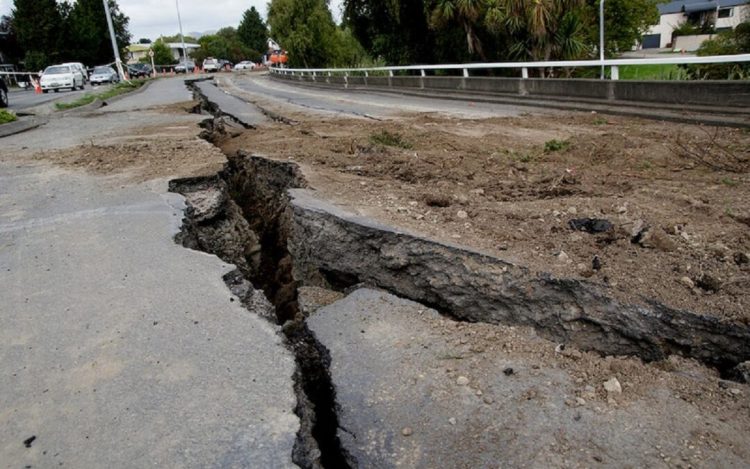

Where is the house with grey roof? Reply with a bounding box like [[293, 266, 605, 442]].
[[642, 0, 749, 49]]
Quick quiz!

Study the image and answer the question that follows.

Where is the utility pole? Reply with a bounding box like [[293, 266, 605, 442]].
[[103, 0, 127, 81], [175, 0, 188, 67], [599, 0, 605, 79]]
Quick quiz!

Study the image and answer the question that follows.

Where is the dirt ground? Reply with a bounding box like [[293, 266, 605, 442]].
[[221, 112, 750, 323], [32, 103, 226, 182]]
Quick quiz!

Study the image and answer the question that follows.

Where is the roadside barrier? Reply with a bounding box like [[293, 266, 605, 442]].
[[30, 76, 41, 94]]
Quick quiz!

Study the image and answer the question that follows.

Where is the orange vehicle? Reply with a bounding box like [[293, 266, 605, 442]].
[[269, 50, 288, 65], [266, 38, 288, 67]]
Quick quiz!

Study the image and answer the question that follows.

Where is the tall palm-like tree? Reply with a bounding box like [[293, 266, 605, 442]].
[[499, 0, 588, 63], [430, 0, 487, 59]]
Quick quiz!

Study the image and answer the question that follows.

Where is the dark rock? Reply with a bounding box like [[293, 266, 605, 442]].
[[696, 274, 721, 293], [569, 218, 613, 234], [503, 367, 515, 376], [592, 256, 602, 271], [424, 194, 451, 208], [735, 252, 749, 266], [730, 361, 750, 383]]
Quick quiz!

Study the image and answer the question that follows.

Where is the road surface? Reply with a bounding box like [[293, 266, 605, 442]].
[[220, 73, 546, 120], [7, 84, 113, 113], [0, 77, 299, 468]]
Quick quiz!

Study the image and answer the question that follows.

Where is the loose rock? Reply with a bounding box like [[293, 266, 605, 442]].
[[734, 252, 749, 266], [696, 274, 721, 293], [680, 276, 695, 289], [603, 377, 622, 394], [401, 427, 413, 436], [456, 376, 470, 386], [569, 218, 613, 234]]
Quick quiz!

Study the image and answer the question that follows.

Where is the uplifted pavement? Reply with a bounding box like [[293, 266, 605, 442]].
[[0, 78, 299, 468]]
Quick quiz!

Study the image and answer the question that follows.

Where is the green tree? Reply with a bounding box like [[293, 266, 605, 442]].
[[11, 0, 63, 69], [237, 6, 267, 56], [67, 0, 131, 66], [428, 0, 488, 58], [690, 20, 750, 78], [345, 0, 465, 65], [158, 34, 199, 44], [190, 27, 255, 64], [140, 39, 176, 65], [496, 0, 589, 62], [586, 0, 660, 56], [268, 0, 340, 67], [0, 15, 23, 65]]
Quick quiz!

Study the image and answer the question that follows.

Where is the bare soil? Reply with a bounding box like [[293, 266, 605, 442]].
[[221, 112, 750, 323], [33, 105, 226, 182]]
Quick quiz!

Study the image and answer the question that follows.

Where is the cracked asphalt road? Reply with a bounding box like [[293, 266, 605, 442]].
[[0, 77, 299, 469]]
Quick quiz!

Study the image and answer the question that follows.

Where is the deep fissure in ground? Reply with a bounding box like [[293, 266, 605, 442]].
[[169, 134, 353, 468]]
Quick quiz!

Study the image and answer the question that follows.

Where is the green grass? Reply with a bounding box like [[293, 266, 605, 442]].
[[0, 109, 18, 124], [55, 79, 147, 110], [618, 64, 687, 80], [369, 130, 413, 149], [544, 139, 570, 153]]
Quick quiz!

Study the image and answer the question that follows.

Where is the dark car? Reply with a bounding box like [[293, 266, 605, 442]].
[[0, 77, 8, 108], [127, 63, 152, 78]]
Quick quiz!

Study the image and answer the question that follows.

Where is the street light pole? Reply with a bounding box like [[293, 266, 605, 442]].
[[103, 0, 127, 81], [175, 0, 188, 67], [599, 0, 605, 79]]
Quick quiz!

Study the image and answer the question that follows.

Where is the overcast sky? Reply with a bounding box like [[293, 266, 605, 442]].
[[0, 0, 344, 41]]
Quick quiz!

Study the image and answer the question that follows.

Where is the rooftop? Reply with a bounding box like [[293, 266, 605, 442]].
[[658, 0, 749, 14]]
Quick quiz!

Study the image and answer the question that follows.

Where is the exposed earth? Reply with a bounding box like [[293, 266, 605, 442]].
[[219, 111, 750, 323]]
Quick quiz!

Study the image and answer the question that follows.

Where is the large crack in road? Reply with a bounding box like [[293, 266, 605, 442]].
[[166, 78, 750, 467]]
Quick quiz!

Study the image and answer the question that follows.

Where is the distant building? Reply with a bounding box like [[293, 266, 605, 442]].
[[126, 44, 150, 64], [166, 43, 200, 62], [642, 0, 749, 49]]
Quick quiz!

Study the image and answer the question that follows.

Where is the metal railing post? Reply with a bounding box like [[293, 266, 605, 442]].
[[611, 65, 619, 80], [522, 67, 529, 79]]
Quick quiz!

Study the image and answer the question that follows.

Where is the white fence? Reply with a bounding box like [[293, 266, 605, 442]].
[[270, 54, 750, 80]]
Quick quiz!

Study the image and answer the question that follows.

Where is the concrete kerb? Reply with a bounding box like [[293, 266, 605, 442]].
[[59, 78, 156, 116], [0, 115, 49, 138]]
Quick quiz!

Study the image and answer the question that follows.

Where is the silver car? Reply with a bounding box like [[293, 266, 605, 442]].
[[90, 66, 120, 85]]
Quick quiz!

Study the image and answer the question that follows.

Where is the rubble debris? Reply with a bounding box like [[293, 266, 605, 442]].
[[569, 218, 613, 234]]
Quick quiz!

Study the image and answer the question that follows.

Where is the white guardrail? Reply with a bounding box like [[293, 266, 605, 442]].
[[270, 53, 750, 80]]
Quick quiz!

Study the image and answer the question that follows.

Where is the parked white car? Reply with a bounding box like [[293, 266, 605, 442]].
[[40, 65, 85, 93], [202, 58, 219, 73], [233, 61, 256, 71], [62, 62, 88, 83]]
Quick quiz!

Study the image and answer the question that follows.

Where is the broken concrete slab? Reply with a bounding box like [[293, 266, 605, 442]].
[[0, 164, 298, 468], [192, 79, 269, 128], [308, 288, 750, 468], [287, 188, 750, 370]]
